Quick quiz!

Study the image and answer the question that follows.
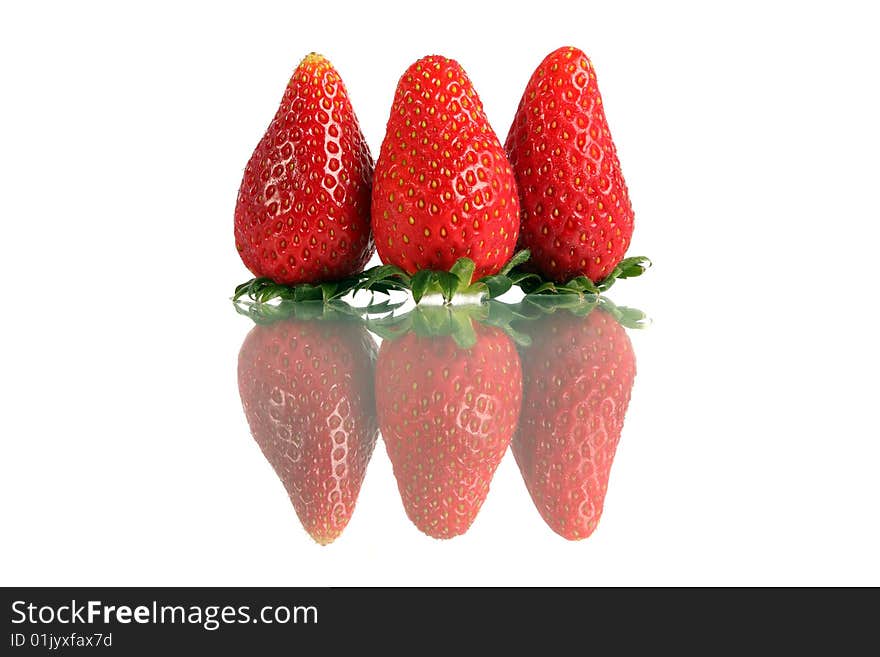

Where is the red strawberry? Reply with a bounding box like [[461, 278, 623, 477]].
[[235, 53, 374, 285], [372, 55, 520, 279], [237, 314, 378, 545], [375, 309, 522, 538], [506, 46, 634, 283], [512, 306, 636, 540]]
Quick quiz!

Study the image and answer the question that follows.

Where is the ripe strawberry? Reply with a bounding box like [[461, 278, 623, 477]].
[[237, 314, 378, 545], [506, 46, 634, 283], [512, 306, 636, 540], [234, 53, 374, 285], [372, 55, 520, 279], [375, 310, 522, 538]]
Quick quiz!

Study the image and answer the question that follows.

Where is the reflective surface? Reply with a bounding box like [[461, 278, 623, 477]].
[[4, 282, 879, 586], [235, 300, 639, 544]]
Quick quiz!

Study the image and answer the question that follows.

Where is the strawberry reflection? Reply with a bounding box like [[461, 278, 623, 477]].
[[236, 302, 378, 545], [512, 299, 643, 540], [373, 304, 523, 539]]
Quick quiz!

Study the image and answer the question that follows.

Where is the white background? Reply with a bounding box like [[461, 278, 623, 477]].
[[1, 1, 878, 585]]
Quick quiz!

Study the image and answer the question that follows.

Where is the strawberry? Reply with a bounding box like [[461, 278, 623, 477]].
[[237, 312, 378, 545], [512, 305, 636, 540], [234, 53, 374, 286], [374, 308, 522, 538], [505, 46, 634, 284], [372, 55, 520, 279]]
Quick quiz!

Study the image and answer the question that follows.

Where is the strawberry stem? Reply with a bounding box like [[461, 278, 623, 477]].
[[232, 251, 652, 306], [509, 255, 652, 298]]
